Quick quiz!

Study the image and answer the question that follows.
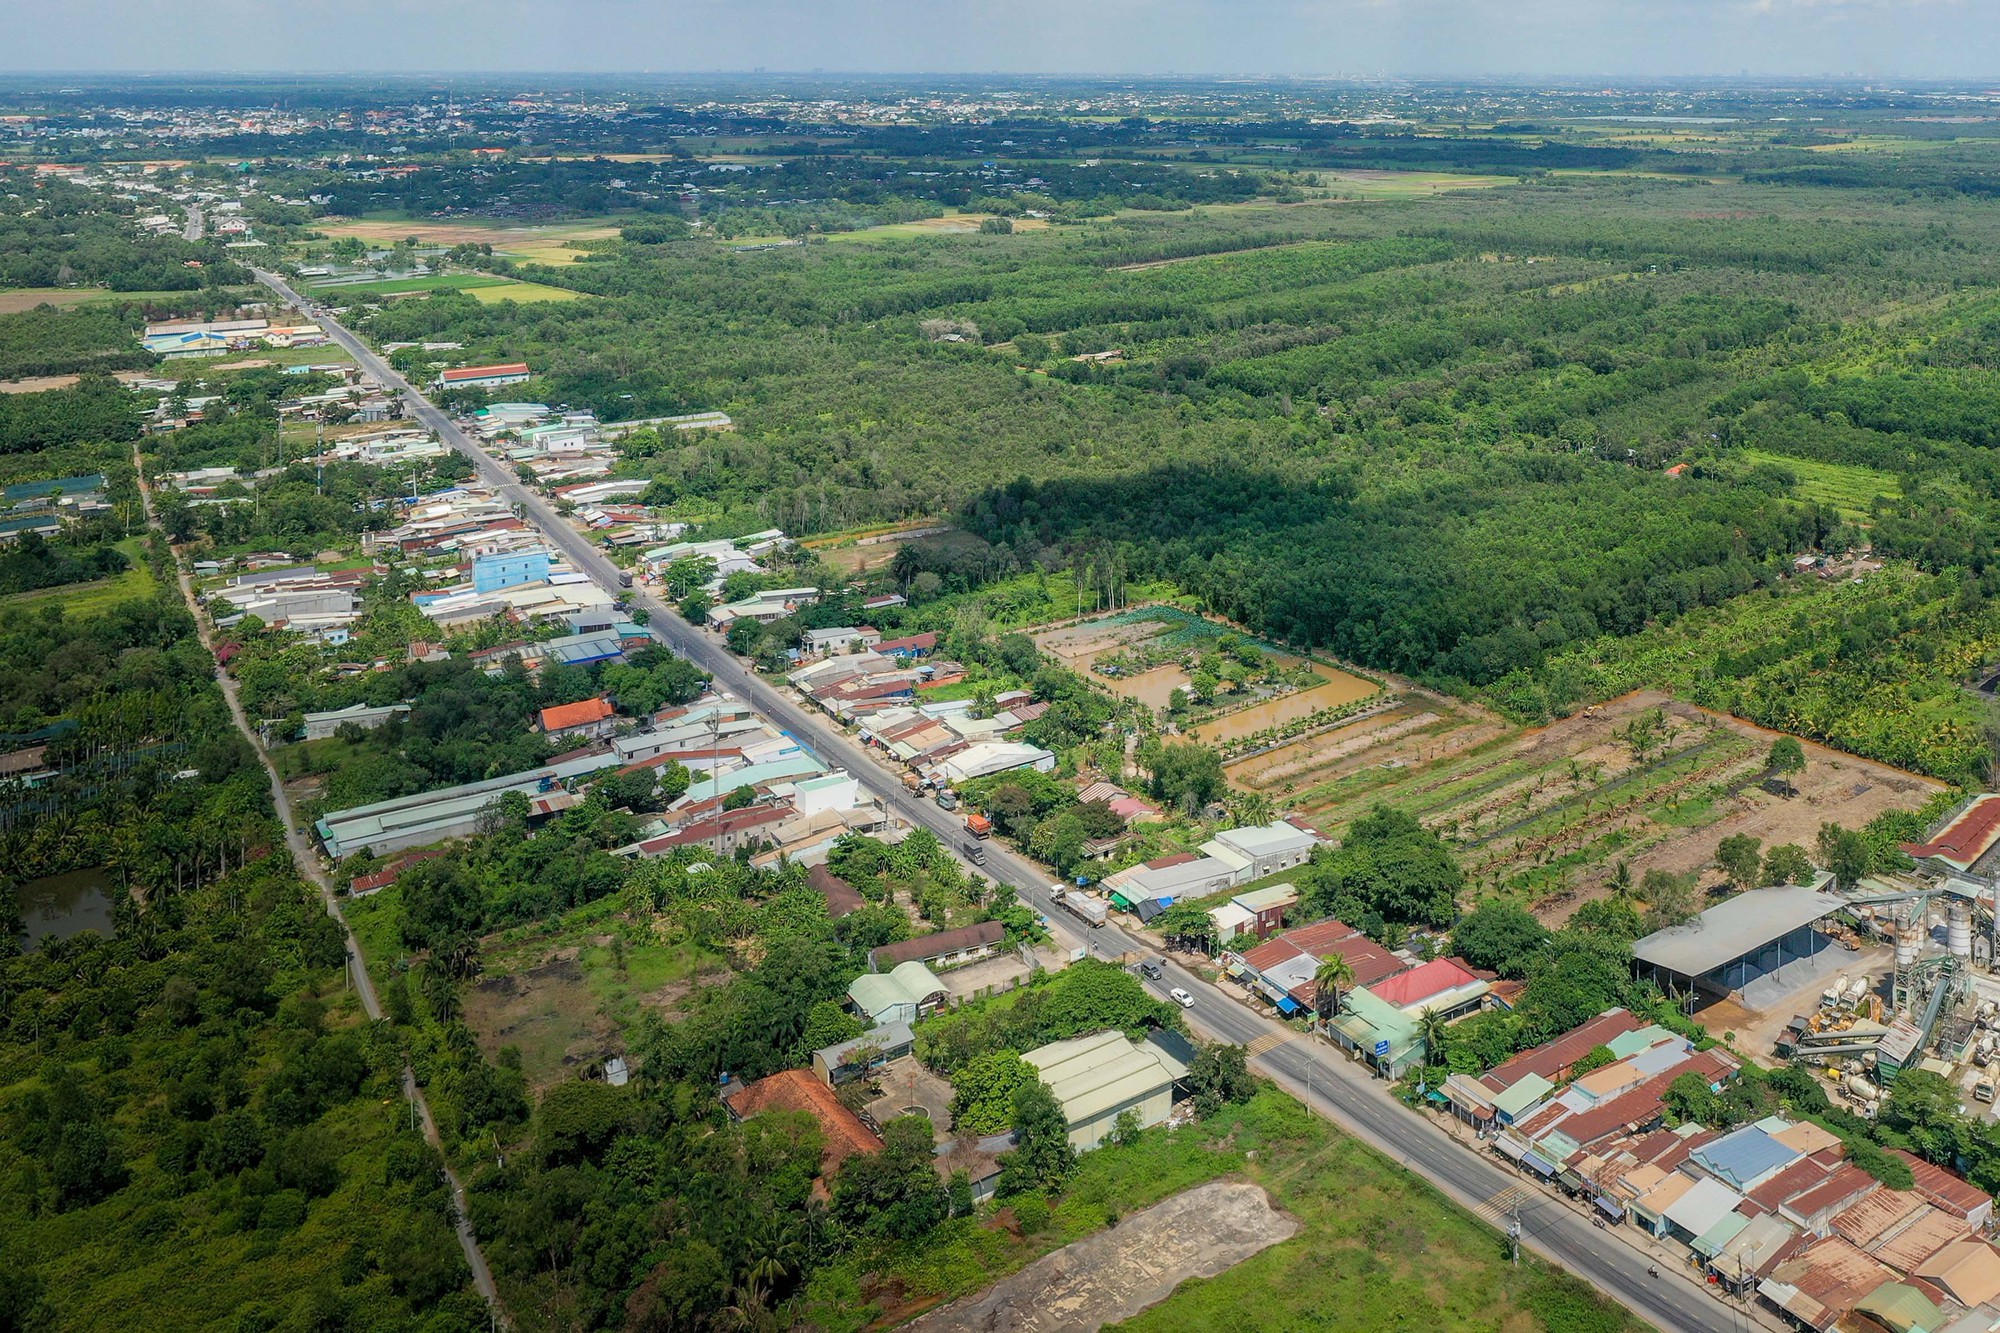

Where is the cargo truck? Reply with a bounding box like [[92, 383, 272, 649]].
[[1064, 894, 1107, 928], [963, 813, 992, 839]]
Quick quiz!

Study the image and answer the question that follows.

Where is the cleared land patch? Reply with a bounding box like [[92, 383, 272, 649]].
[[902, 1180, 1296, 1332], [1740, 447, 1901, 519]]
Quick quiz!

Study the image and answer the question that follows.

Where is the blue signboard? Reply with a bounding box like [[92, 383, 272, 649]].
[[1374, 1039, 1391, 1057]]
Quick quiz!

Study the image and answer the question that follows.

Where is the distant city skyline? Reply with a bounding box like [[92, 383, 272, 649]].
[[0, 0, 1994, 80]]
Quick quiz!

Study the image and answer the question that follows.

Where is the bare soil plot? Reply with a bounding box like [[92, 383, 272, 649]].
[[463, 930, 728, 1089], [1229, 693, 1507, 806], [1034, 609, 1374, 728], [465, 955, 618, 1089], [901, 1180, 1297, 1333], [0, 375, 80, 394]]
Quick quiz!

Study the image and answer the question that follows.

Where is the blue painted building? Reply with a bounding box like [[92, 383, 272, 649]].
[[472, 550, 551, 594]]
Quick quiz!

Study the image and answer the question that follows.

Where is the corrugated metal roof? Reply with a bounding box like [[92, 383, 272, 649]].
[[1606, 1024, 1682, 1058], [1665, 1176, 1747, 1237], [1632, 884, 1843, 976], [1492, 1073, 1553, 1118], [1836, 1189, 1929, 1250], [1872, 1205, 1967, 1274], [1694, 1126, 1804, 1191], [1916, 1239, 2000, 1309], [1854, 1282, 1945, 1333], [1024, 1030, 1180, 1126], [1693, 1209, 1755, 1258]]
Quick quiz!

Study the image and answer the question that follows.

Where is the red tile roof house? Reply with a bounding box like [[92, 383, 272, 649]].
[[629, 804, 798, 858], [538, 696, 617, 743], [724, 1068, 880, 1191], [349, 849, 446, 897], [809, 864, 867, 919]]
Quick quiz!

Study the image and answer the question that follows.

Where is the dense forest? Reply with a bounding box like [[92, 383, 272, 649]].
[[0, 543, 486, 1326]]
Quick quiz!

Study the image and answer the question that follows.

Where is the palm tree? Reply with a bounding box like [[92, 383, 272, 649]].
[[1312, 955, 1355, 1033], [1415, 1006, 1451, 1069]]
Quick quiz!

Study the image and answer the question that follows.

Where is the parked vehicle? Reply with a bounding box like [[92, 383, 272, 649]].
[[617, 571, 634, 589], [1979, 1082, 1996, 1105], [1063, 894, 1107, 928], [935, 790, 959, 812], [1170, 988, 1195, 1009], [1141, 959, 1165, 980]]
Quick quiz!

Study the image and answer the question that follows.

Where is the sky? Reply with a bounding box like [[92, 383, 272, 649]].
[[0, 0, 1992, 79]]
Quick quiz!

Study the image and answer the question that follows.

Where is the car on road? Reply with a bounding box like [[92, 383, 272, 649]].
[[1169, 987, 1194, 1008], [1141, 959, 1165, 980]]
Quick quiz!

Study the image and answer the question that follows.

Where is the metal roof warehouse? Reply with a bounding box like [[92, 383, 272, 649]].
[[1632, 881, 1845, 995]]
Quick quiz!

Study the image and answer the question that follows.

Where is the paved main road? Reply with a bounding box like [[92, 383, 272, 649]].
[[258, 269, 1752, 1333]]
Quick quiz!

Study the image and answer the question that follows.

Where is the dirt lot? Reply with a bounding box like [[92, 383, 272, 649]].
[[465, 955, 619, 1088], [940, 950, 1037, 1003], [902, 1180, 1297, 1332], [460, 922, 728, 1089], [0, 374, 82, 394], [1035, 608, 1373, 725]]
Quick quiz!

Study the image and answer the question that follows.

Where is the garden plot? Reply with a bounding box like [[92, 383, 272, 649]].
[[1034, 607, 1377, 737], [1284, 691, 1941, 920]]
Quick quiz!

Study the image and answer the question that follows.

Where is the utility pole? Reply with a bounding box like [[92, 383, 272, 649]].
[[1509, 1205, 1521, 1267]]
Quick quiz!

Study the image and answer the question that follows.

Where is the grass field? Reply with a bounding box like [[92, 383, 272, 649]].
[[1317, 170, 1518, 197], [465, 280, 583, 303], [206, 344, 356, 371], [826, 212, 1054, 244], [346, 891, 726, 1089], [306, 273, 511, 298], [1, 534, 158, 617], [1740, 447, 1901, 519], [307, 272, 581, 303], [803, 1090, 1637, 1333]]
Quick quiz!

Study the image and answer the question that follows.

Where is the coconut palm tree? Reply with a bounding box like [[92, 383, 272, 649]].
[[1312, 955, 1355, 1033], [1415, 1006, 1451, 1069]]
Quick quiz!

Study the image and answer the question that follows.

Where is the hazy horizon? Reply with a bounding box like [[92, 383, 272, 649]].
[[1, 0, 1995, 82]]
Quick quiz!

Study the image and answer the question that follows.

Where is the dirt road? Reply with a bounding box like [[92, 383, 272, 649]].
[[133, 445, 510, 1328]]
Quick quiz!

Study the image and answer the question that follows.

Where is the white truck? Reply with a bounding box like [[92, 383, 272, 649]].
[[1063, 894, 1108, 929]]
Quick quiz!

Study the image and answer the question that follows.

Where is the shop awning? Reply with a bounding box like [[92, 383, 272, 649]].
[[1523, 1152, 1557, 1178], [1594, 1195, 1626, 1220], [1276, 996, 1302, 1015]]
